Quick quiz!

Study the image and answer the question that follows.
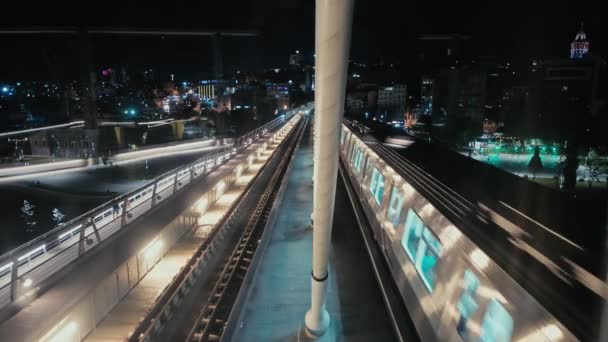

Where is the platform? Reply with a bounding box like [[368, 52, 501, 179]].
[[84, 159, 265, 341], [0, 139, 269, 342], [229, 123, 397, 341]]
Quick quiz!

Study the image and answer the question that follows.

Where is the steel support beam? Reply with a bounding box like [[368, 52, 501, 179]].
[[89, 216, 102, 243]]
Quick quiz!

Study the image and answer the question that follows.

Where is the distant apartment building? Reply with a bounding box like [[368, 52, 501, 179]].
[[377, 84, 406, 121], [289, 51, 305, 66], [532, 56, 604, 141], [346, 93, 366, 114], [431, 65, 487, 120], [420, 77, 434, 116], [266, 82, 290, 110]]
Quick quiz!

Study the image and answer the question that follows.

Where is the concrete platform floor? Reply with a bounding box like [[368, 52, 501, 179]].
[[230, 124, 397, 341]]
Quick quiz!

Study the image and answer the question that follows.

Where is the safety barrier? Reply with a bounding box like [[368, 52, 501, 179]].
[[130, 115, 302, 342], [0, 112, 295, 312]]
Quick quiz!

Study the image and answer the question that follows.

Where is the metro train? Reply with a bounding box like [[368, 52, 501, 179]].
[[340, 122, 578, 342]]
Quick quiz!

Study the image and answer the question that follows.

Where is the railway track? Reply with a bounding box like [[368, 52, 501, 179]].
[[125, 116, 303, 342], [185, 116, 306, 342]]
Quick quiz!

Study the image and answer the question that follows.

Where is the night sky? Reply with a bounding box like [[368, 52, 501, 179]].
[[0, 0, 606, 80]]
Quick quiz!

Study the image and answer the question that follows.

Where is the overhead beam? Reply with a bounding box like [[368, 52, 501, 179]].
[[0, 121, 85, 139], [0, 27, 259, 37]]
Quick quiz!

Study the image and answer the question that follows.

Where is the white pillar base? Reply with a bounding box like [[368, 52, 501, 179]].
[[305, 273, 330, 336], [298, 317, 335, 341], [305, 306, 330, 337]]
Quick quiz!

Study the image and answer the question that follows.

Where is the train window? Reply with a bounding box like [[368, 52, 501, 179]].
[[417, 227, 442, 291], [422, 228, 442, 255], [369, 167, 385, 205], [403, 209, 424, 260], [402, 210, 442, 292], [94, 215, 103, 223], [354, 149, 364, 173], [479, 299, 513, 342], [456, 270, 480, 338], [387, 187, 404, 226], [351, 146, 359, 164]]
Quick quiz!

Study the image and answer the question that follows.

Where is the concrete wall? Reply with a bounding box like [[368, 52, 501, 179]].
[[37, 210, 196, 342]]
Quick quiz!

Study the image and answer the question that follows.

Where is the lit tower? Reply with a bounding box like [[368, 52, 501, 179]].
[[570, 22, 589, 59]]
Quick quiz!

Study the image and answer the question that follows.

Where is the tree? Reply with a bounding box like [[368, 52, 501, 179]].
[[585, 148, 601, 186], [21, 200, 37, 233], [528, 146, 543, 180], [563, 140, 580, 193], [52, 208, 66, 227]]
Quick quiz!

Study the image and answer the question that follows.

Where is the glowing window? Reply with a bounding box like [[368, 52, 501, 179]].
[[387, 187, 404, 226], [456, 270, 480, 337], [401, 209, 442, 292], [479, 299, 513, 342], [368, 167, 385, 205], [350, 146, 359, 165], [402, 209, 424, 260], [353, 149, 365, 173]]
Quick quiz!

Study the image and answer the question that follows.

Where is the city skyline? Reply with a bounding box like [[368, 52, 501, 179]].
[[0, 1, 606, 80], [0, 3, 607, 342]]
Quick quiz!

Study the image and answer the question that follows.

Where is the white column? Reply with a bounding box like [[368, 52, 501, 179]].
[[305, 0, 354, 337]]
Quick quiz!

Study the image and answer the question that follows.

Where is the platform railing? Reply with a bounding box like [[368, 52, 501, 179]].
[[0, 112, 295, 312]]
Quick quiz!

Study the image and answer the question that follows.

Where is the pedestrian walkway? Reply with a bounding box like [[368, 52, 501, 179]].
[[0, 156, 68, 169], [229, 123, 396, 341], [84, 160, 266, 341]]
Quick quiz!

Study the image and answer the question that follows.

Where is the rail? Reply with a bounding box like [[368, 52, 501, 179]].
[[126, 114, 303, 342], [186, 117, 303, 342], [0, 111, 297, 312]]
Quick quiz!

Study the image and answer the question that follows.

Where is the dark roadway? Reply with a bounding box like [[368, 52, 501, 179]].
[[0, 149, 214, 254]]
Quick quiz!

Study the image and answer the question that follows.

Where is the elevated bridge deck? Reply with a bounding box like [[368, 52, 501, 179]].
[[220, 120, 412, 341], [0, 113, 300, 342]]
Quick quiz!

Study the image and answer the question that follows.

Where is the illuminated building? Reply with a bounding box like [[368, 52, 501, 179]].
[[377, 84, 406, 121], [420, 77, 434, 116], [570, 22, 589, 60], [277, 93, 290, 110], [266, 82, 289, 98], [198, 82, 215, 100]]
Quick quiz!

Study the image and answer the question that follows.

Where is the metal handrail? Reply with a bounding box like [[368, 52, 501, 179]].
[[130, 114, 302, 342], [0, 115, 288, 263], [0, 112, 295, 310], [343, 119, 476, 216]]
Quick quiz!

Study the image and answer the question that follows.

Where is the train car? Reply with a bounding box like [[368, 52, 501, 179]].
[[339, 122, 583, 342]]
